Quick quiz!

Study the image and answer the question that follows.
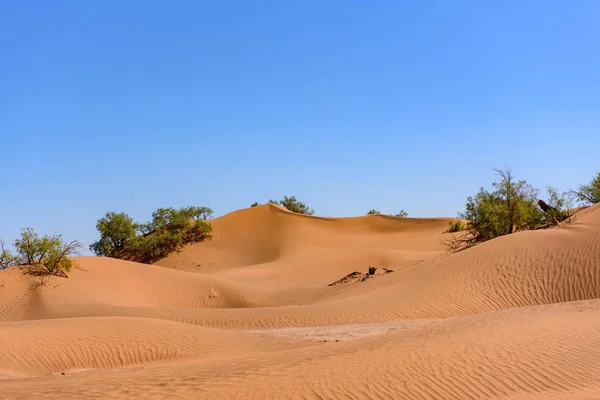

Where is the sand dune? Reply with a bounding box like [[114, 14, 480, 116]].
[[3, 300, 600, 399], [0, 317, 286, 379], [1, 203, 599, 399], [156, 204, 454, 271]]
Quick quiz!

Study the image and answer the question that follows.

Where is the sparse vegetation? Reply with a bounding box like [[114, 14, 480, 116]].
[[572, 171, 600, 205], [458, 168, 541, 244], [0, 240, 19, 270], [367, 209, 408, 217], [90, 206, 213, 263], [269, 196, 314, 215], [447, 220, 465, 232], [447, 168, 579, 251], [12, 228, 82, 276], [538, 186, 572, 227], [250, 202, 260, 207]]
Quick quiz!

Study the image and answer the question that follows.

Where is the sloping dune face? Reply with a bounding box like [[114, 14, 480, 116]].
[[1, 203, 600, 399], [155, 204, 453, 271]]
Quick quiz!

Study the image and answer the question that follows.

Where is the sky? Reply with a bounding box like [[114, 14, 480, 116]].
[[1, 0, 599, 252]]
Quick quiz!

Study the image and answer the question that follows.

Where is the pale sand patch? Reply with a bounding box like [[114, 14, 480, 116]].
[[242, 320, 437, 342]]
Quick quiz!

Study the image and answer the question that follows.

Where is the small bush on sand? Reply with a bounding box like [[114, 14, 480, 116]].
[[446, 168, 542, 251], [13, 228, 82, 276], [367, 209, 380, 215], [459, 168, 541, 243]]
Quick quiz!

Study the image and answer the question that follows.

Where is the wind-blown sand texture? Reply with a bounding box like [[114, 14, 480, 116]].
[[1, 203, 599, 399]]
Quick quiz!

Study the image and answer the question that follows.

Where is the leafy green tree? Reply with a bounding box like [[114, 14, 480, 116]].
[[147, 207, 180, 231], [91, 206, 213, 263], [574, 171, 600, 205], [274, 196, 314, 215], [195, 206, 214, 220], [89, 212, 136, 256], [459, 168, 541, 243], [14, 228, 44, 265], [367, 209, 380, 215], [0, 240, 19, 269]]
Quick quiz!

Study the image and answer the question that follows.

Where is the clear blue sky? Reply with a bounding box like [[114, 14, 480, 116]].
[[1, 1, 599, 252]]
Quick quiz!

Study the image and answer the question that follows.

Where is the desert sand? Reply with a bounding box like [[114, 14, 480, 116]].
[[1, 203, 599, 399]]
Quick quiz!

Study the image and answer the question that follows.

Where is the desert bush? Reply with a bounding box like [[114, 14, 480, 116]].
[[393, 210, 408, 218], [90, 206, 212, 263], [366, 209, 407, 217], [458, 168, 542, 243], [126, 209, 212, 263], [0, 240, 19, 269], [13, 228, 82, 275], [573, 171, 600, 205], [42, 236, 83, 275], [447, 220, 464, 232], [250, 202, 260, 207], [270, 196, 314, 215], [13, 228, 44, 265]]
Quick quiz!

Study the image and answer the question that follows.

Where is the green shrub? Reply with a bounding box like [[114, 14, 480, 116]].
[[90, 206, 213, 264], [459, 168, 542, 243], [13, 228, 82, 275], [393, 210, 408, 218], [367, 209, 380, 215], [0, 240, 19, 270]]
